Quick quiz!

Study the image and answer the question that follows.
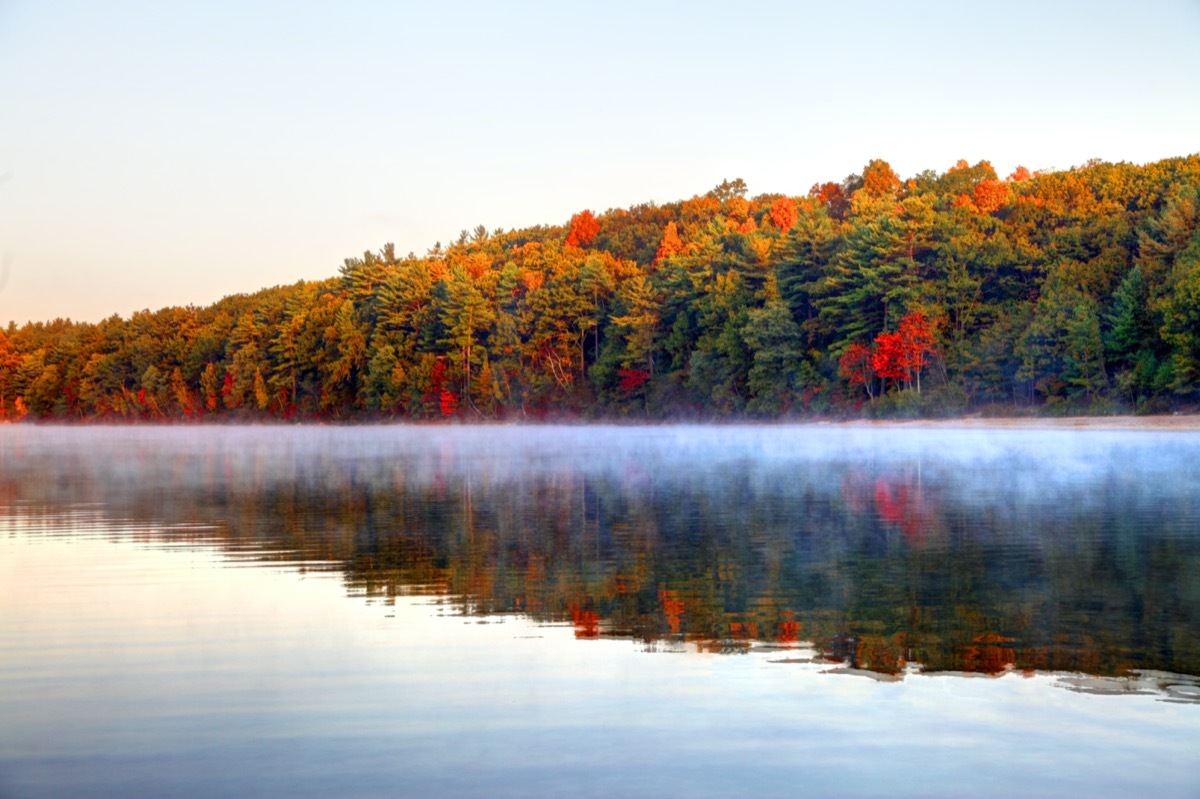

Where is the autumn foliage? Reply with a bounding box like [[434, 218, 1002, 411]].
[[654, 221, 683, 262], [972, 178, 1011, 214], [768, 197, 798, 232], [810, 181, 850, 219], [617, 367, 650, 393], [2, 154, 1199, 422], [842, 312, 937, 396], [838, 342, 876, 399], [565, 209, 600, 247]]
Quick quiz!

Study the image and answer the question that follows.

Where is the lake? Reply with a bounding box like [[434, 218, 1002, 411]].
[[1, 424, 1198, 798]]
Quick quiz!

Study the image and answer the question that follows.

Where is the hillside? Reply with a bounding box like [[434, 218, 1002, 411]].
[[2, 155, 1199, 421]]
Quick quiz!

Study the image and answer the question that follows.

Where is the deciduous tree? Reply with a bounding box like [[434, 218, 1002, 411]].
[[566, 209, 600, 248]]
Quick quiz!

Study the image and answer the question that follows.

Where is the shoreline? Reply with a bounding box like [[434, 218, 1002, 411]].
[[830, 414, 1200, 431], [4, 413, 1200, 431]]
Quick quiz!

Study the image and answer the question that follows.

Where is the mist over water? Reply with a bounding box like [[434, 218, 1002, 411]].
[[5, 422, 1196, 506], [2, 424, 1199, 798]]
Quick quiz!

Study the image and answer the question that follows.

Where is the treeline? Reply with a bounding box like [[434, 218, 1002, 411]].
[[3, 155, 1200, 421]]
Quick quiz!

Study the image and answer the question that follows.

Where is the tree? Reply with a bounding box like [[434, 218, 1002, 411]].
[[897, 311, 936, 394], [426, 358, 458, 417], [1160, 261, 1200, 394], [861, 159, 901, 198], [566, 210, 600, 248], [809, 182, 850, 220], [1017, 277, 1107, 401], [654, 221, 684, 263], [685, 270, 753, 411], [320, 299, 368, 412], [439, 266, 495, 410], [1007, 166, 1032, 183], [775, 207, 840, 344], [707, 178, 748, 202], [871, 331, 907, 389], [201, 362, 220, 413], [972, 179, 1011, 214], [610, 275, 661, 375], [0, 330, 21, 418], [815, 197, 931, 348], [253, 368, 271, 411], [838, 342, 875, 399], [742, 297, 805, 413], [768, 197, 798, 232], [169, 367, 195, 418]]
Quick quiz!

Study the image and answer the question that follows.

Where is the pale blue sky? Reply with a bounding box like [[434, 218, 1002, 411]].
[[0, 0, 1197, 325]]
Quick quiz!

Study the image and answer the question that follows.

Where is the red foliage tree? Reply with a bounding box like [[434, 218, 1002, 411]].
[[870, 331, 907, 387], [869, 312, 936, 393], [810, 181, 849, 220], [566, 209, 600, 247], [617, 367, 650, 393], [439, 388, 458, 417], [897, 311, 935, 393], [220, 372, 238, 409], [768, 197, 798, 232], [838, 342, 875, 398], [426, 358, 458, 417]]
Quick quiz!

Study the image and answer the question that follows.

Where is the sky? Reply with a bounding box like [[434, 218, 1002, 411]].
[[0, 0, 1197, 326]]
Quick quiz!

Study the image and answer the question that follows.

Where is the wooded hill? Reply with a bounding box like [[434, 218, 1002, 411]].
[[3, 155, 1199, 421]]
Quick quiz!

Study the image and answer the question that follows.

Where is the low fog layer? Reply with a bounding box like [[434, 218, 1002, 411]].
[[2, 423, 1197, 491], [2, 424, 1197, 533]]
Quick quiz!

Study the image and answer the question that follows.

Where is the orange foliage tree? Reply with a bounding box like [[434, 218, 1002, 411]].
[[769, 197, 798, 232], [654, 221, 683, 262], [1007, 165, 1032, 182], [973, 178, 1011, 214], [861, 159, 901, 197], [566, 209, 600, 247]]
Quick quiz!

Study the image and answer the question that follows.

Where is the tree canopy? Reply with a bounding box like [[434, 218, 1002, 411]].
[[4, 154, 1200, 421]]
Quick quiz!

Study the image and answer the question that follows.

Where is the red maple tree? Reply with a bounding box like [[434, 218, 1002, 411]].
[[871, 331, 908, 387], [810, 181, 849, 220], [617, 367, 650, 393], [838, 342, 875, 398], [897, 311, 935, 393], [566, 209, 600, 247], [847, 312, 937, 395]]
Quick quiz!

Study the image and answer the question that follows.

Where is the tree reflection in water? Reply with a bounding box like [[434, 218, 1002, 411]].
[[2, 425, 1198, 684]]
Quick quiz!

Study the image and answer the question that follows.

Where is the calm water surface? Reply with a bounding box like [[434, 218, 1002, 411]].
[[1, 424, 1198, 798]]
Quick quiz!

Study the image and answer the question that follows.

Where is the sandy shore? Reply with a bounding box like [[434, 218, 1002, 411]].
[[838, 414, 1200, 431]]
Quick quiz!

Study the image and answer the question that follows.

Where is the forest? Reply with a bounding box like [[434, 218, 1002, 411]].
[[2, 154, 1199, 421]]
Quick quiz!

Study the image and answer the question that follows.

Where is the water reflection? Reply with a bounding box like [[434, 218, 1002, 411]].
[[2, 424, 1199, 691]]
